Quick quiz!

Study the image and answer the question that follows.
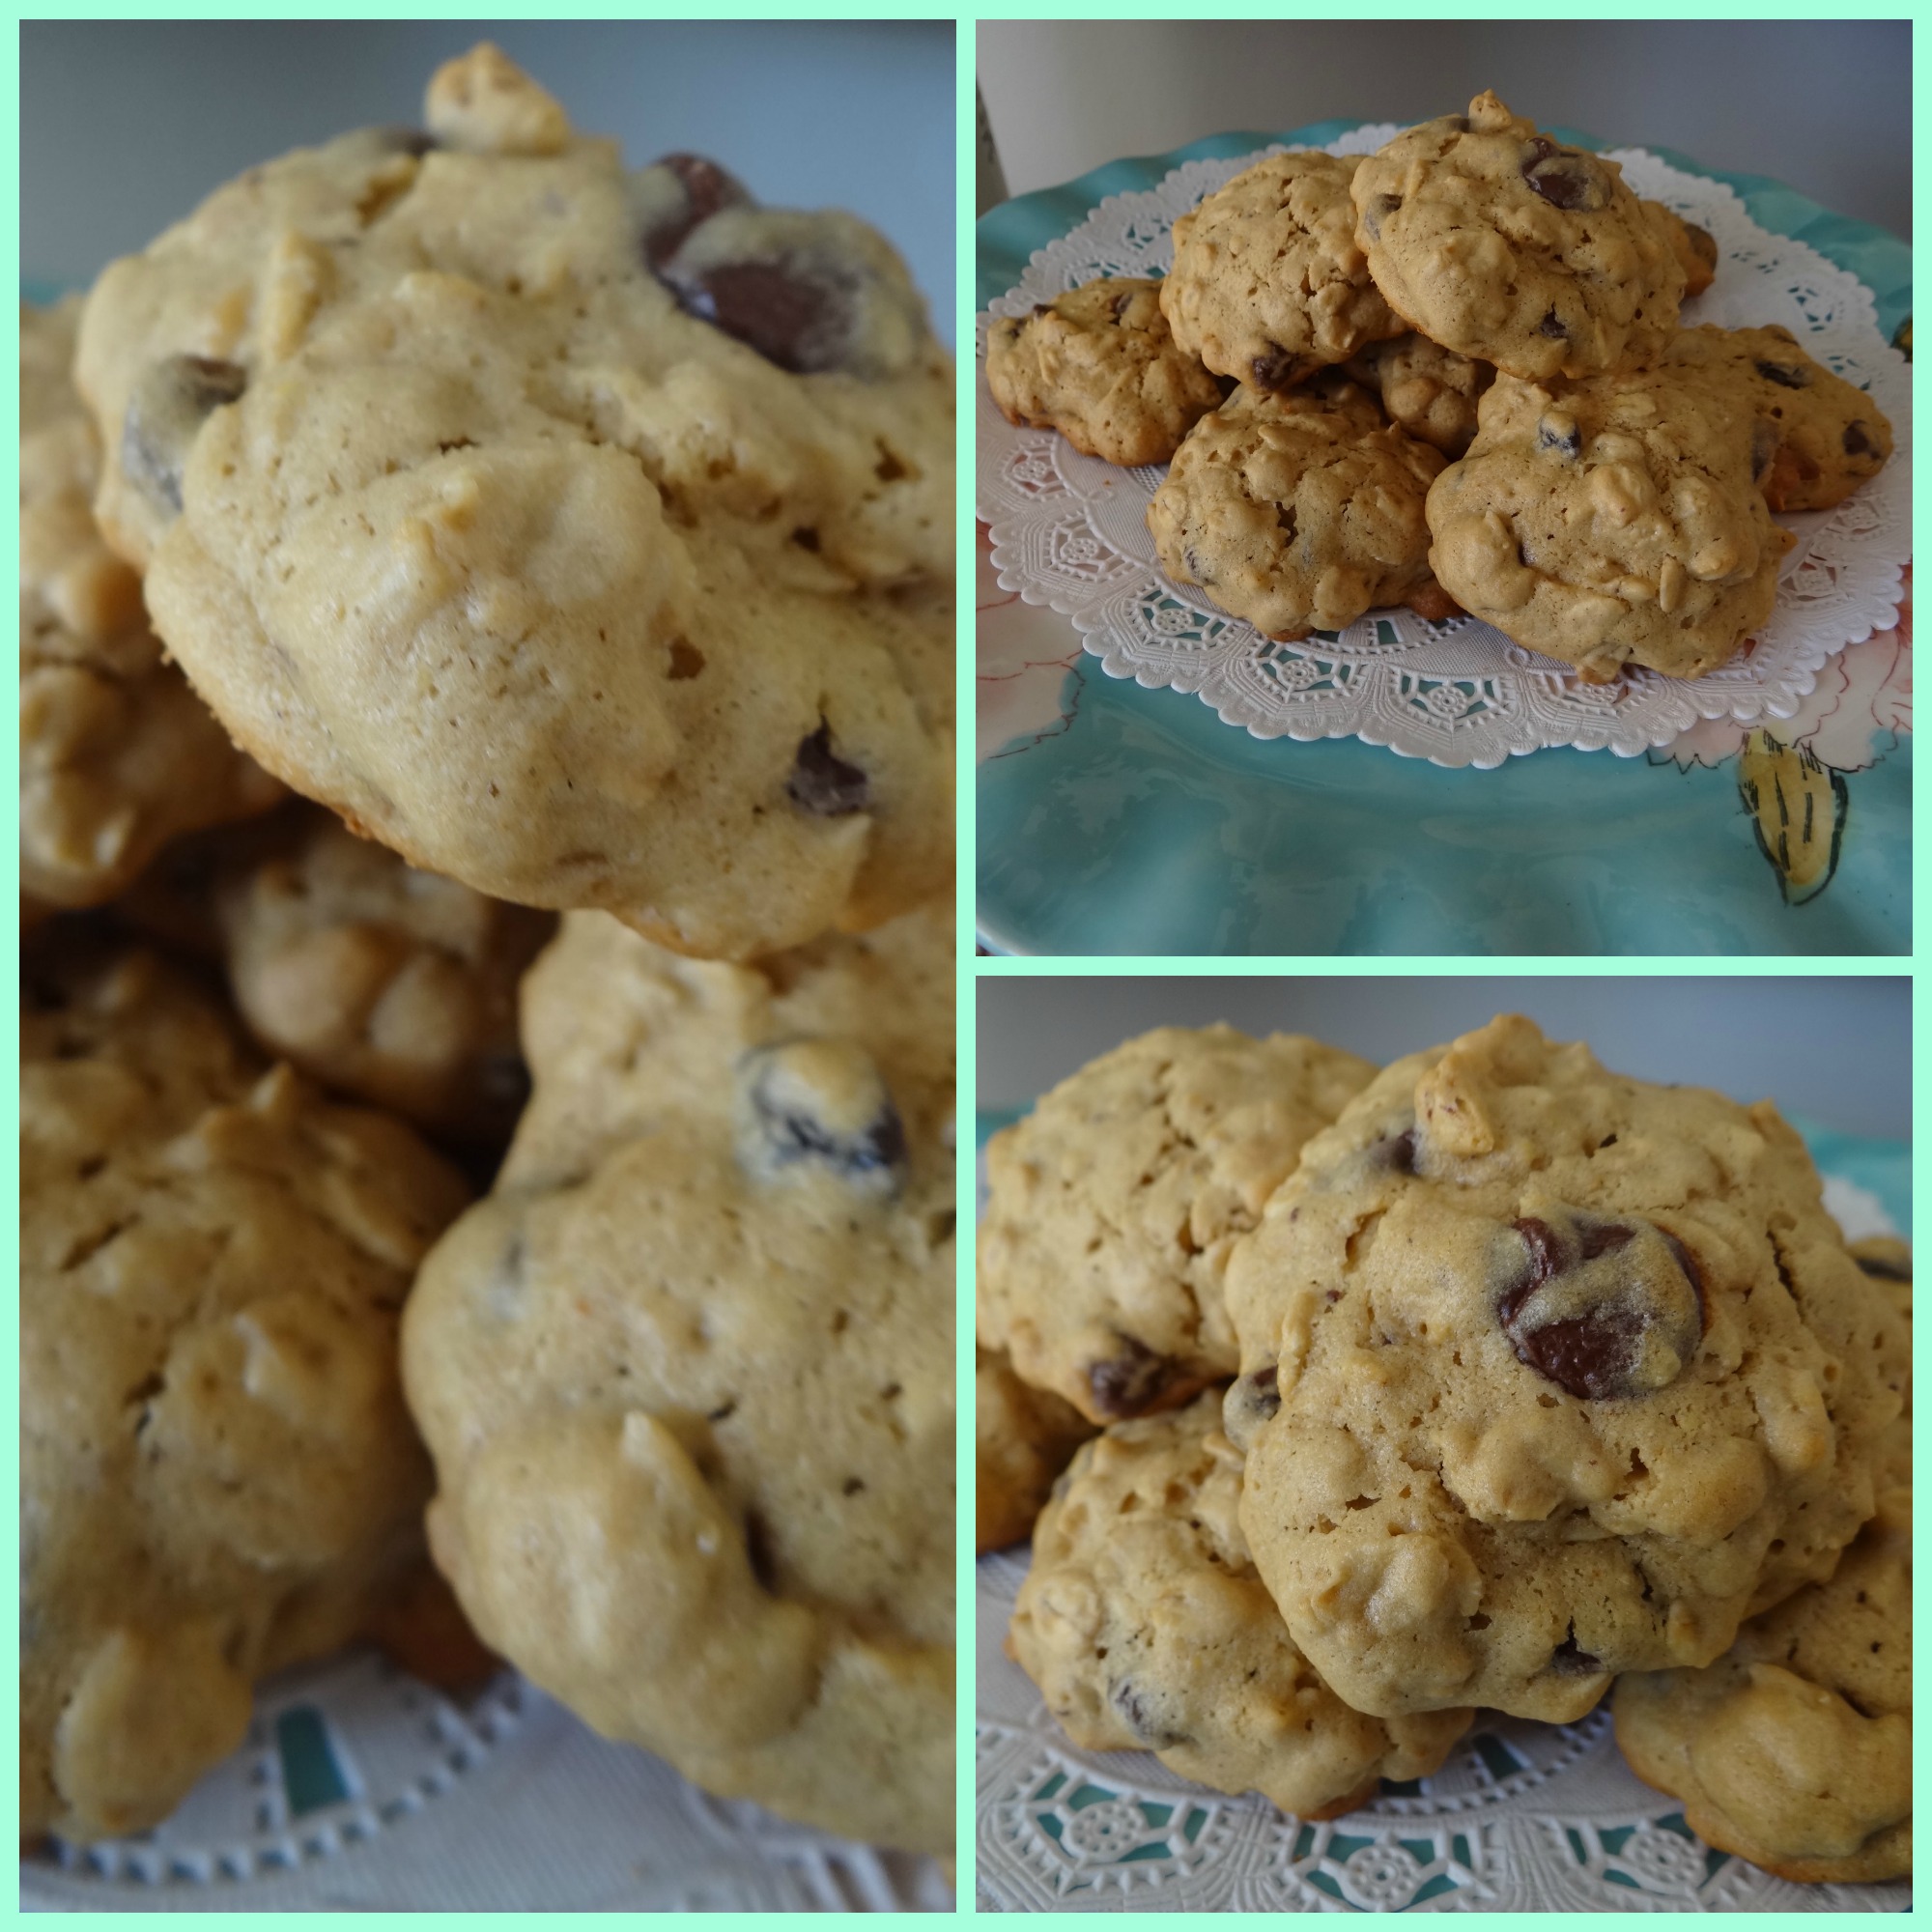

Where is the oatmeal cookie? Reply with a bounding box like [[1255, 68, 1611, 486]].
[[1148, 383, 1456, 639], [984, 276, 1225, 467], [1225, 1013, 1908, 1723], [976, 1347, 1096, 1551], [401, 902, 953, 1855], [77, 44, 953, 961], [1657, 324, 1893, 513], [1426, 359, 1794, 681], [1613, 1451, 1910, 1883], [1009, 1392, 1473, 1817], [979, 1024, 1376, 1424], [21, 942, 470, 1842], [1351, 92, 1684, 381], [1161, 152, 1405, 390], [1346, 332, 1496, 458], [21, 298, 279, 909], [1642, 200, 1719, 299]]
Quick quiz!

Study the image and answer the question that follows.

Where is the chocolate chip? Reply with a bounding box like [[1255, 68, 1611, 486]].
[[1360, 192, 1402, 242], [1250, 346, 1298, 392], [1537, 311, 1568, 340], [1086, 1335, 1167, 1418], [1496, 1208, 1704, 1403], [1856, 1252, 1911, 1283], [1111, 1678, 1186, 1748], [737, 1037, 907, 1190], [1222, 1364, 1281, 1450], [374, 126, 439, 157], [636, 151, 753, 268], [1111, 292, 1133, 322], [786, 722, 868, 816], [1536, 413, 1581, 460], [121, 355, 247, 516], [1373, 1126, 1418, 1174], [1753, 357, 1811, 391], [1750, 418, 1781, 486], [1520, 138, 1607, 213], [1548, 1628, 1603, 1675], [1844, 421, 1874, 456], [657, 206, 924, 379]]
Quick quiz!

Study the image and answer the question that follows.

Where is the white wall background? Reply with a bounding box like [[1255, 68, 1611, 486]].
[[977, 977, 1911, 1138], [22, 19, 954, 344], [978, 19, 1909, 242]]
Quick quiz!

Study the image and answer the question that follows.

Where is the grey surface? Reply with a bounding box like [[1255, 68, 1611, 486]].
[[22, 19, 954, 342], [976, 977, 1911, 1138], [978, 20, 1909, 241]]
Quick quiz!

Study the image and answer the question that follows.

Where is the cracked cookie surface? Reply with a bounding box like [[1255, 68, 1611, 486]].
[[985, 276, 1225, 467], [76, 44, 953, 960], [1225, 1013, 1908, 1723], [1351, 91, 1683, 381], [401, 900, 954, 1855], [978, 1024, 1376, 1425], [21, 941, 469, 1842], [1009, 1391, 1473, 1817]]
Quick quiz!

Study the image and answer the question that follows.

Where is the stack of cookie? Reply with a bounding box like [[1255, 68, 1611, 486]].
[[979, 1016, 1912, 1882], [985, 90, 1894, 683], [24, 43, 954, 1866]]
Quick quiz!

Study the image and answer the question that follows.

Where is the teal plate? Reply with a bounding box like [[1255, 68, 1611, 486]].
[[976, 127, 1912, 958]]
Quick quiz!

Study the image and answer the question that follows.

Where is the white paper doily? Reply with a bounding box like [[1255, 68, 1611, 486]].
[[977, 130, 1911, 768], [21, 1651, 950, 1912]]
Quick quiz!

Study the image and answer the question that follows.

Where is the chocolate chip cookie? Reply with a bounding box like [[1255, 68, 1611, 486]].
[[401, 901, 953, 1856], [77, 44, 952, 961], [1613, 1443, 1910, 1883], [1351, 92, 1684, 381], [984, 276, 1226, 467], [21, 299, 280, 910], [1346, 332, 1496, 459], [976, 1347, 1096, 1552], [1161, 152, 1405, 391], [22, 940, 471, 1842], [1426, 359, 1795, 681], [1226, 1014, 1908, 1723], [1643, 200, 1719, 300], [1657, 324, 1893, 513], [1009, 1391, 1473, 1818], [978, 1024, 1376, 1425], [1148, 383, 1456, 640]]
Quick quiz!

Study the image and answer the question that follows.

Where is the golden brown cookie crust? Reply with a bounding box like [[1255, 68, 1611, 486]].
[[976, 1347, 1096, 1551]]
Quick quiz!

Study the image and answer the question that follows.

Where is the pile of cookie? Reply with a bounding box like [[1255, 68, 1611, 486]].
[[985, 91, 1894, 683], [978, 1017, 1911, 1883], [23, 45, 954, 1867]]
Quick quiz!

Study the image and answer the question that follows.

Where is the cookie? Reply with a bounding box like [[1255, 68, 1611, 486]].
[[1161, 152, 1405, 390], [1346, 331, 1496, 458], [1643, 200, 1719, 299], [21, 941, 471, 1842], [1657, 324, 1893, 513], [1148, 382, 1457, 640], [77, 44, 953, 962], [979, 1024, 1376, 1424], [976, 1347, 1096, 1552], [126, 804, 553, 1144], [1351, 92, 1684, 381], [1225, 1013, 1909, 1723], [1426, 359, 1795, 681], [1009, 1391, 1473, 1818], [984, 276, 1226, 467], [401, 902, 953, 1855], [1848, 1235, 1912, 1322], [1613, 1456, 1910, 1883], [21, 298, 280, 909]]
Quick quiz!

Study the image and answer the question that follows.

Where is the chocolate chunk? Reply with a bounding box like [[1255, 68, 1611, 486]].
[[1111, 291, 1134, 321], [675, 259, 833, 373], [738, 1037, 907, 1190], [1520, 138, 1608, 213], [786, 722, 868, 816], [1536, 414, 1581, 460], [1844, 421, 1875, 457], [1360, 192, 1402, 242], [1086, 1334, 1168, 1418], [1372, 1125, 1418, 1174], [1250, 346, 1298, 392], [1111, 1678, 1186, 1748], [1221, 1364, 1281, 1451], [637, 151, 753, 268], [1855, 1252, 1911, 1283], [1496, 1207, 1704, 1402], [1536, 311, 1568, 340], [374, 126, 439, 157], [1753, 356, 1811, 390], [121, 355, 248, 516]]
